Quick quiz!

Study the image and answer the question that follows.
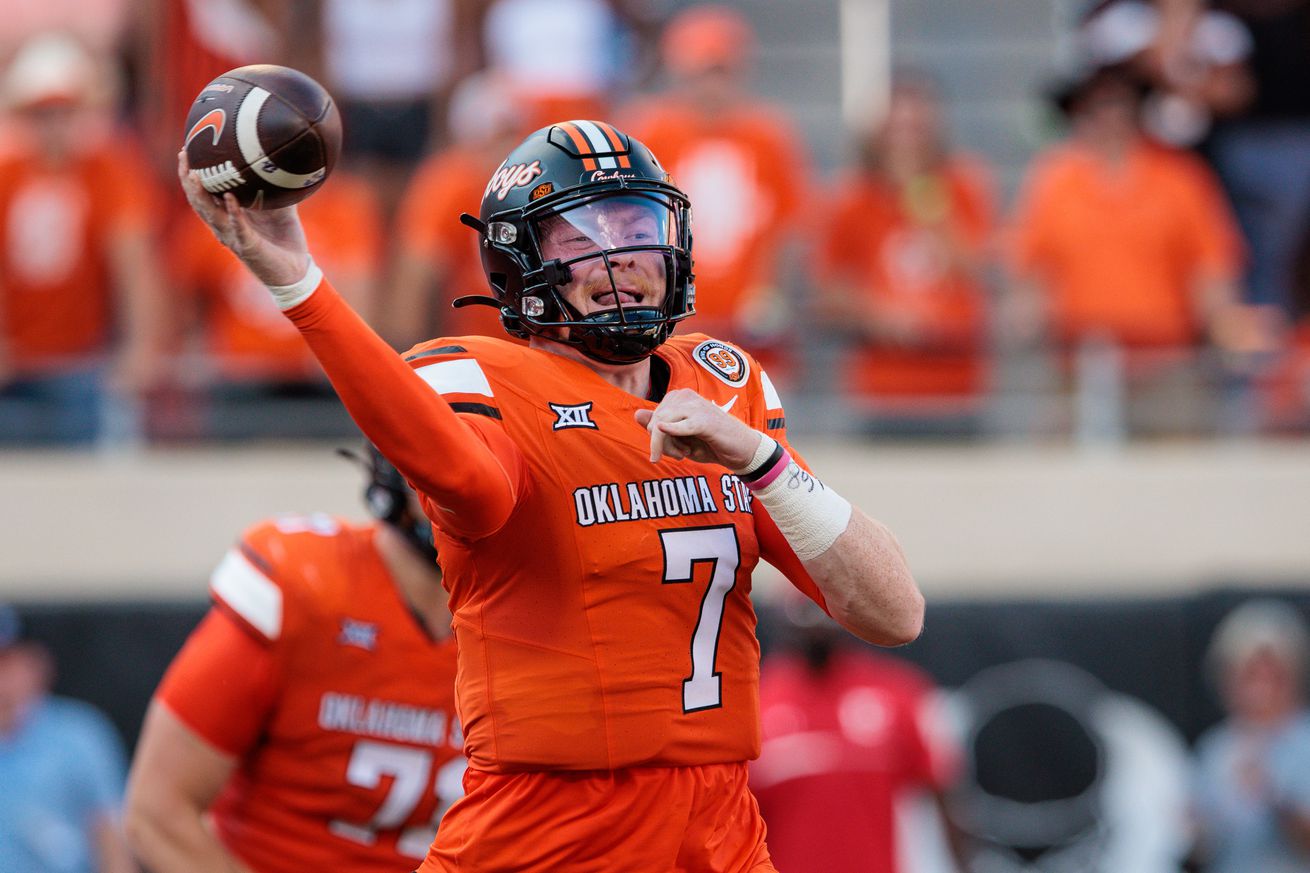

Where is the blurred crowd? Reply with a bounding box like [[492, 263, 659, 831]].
[[0, 0, 1308, 447]]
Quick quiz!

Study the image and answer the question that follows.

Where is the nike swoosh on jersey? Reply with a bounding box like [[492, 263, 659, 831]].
[[716, 396, 737, 414]]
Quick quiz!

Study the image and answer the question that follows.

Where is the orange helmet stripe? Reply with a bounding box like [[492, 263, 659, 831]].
[[555, 121, 598, 170]]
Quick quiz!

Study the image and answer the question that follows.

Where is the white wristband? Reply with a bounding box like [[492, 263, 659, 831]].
[[266, 257, 323, 310], [752, 460, 853, 561]]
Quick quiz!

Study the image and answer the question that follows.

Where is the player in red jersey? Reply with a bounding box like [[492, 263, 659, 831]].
[[123, 446, 462, 873], [177, 119, 925, 872], [752, 594, 966, 873]]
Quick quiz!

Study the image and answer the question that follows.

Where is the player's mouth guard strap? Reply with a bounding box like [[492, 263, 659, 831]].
[[734, 434, 853, 562], [266, 256, 324, 310]]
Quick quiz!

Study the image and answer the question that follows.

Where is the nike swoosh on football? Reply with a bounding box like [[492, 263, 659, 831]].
[[185, 108, 227, 147]]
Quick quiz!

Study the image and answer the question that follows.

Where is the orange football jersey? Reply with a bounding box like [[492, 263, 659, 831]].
[[401, 333, 820, 773], [156, 515, 463, 873]]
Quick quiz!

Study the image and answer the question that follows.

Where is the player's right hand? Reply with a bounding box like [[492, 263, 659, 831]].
[[178, 150, 311, 288], [635, 388, 761, 470]]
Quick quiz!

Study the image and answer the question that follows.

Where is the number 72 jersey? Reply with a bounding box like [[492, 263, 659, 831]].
[[156, 516, 464, 873], [407, 333, 819, 773]]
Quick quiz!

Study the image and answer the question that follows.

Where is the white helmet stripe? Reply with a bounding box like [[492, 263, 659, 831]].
[[574, 120, 618, 169], [236, 87, 327, 190]]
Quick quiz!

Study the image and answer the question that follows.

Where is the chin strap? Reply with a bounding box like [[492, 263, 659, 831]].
[[452, 294, 503, 309]]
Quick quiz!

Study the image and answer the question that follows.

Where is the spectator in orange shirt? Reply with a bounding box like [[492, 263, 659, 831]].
[[386, 73, 526, 349], [0, 33, 166, 445], [1011, 64, 1245, 352], [168, 168, 382, 439], [621, 4, 810, 377], [1007, 63, 1270, 434], [815, 75, 996, 437]]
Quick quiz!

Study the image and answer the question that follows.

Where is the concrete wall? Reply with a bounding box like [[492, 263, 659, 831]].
[[5, 440, 1309, 601]]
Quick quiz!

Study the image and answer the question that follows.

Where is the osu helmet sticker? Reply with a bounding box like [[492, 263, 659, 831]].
[[693, 340, 750, 387]]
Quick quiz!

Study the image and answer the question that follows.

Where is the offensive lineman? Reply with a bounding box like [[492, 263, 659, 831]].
[[124, 447, 463, 873], [178, 120, 924, 872]]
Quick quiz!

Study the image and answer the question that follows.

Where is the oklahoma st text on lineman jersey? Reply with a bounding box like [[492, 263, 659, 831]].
[[397, 331, 821, 773], [155, 515, 464, 873]]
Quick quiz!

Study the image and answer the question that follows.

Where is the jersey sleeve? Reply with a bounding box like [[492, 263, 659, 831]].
[[401, 340, 532, 530], [154, 608, 281, 757], [284, 281, 525, 540], [154, 520, 302, 754]]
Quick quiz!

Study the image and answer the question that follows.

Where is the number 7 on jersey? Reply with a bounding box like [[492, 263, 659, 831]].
[[660, 525, 741, 712]]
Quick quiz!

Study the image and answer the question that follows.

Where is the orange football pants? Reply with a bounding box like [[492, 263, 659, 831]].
[[419, 761, 776, 872]]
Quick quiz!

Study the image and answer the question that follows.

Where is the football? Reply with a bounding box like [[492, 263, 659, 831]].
[[182, 64, 342, 209]]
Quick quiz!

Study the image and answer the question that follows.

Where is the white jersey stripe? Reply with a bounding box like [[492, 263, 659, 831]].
[[210, 548, 282, 640], [574, 120, 618, 169], [415, 358, 495, 397], [760, 370, 783, 411]]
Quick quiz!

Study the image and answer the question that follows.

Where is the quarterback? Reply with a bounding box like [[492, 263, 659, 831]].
[[124, 447, 463, 873], [178, 119, 924, 872]]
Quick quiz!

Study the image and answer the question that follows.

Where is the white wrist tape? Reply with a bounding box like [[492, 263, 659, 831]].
[[746, 444, 853, 562], [736, 432, 779, 477], [265, 257, 323, 310]]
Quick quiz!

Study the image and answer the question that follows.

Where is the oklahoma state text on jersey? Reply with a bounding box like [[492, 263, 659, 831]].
[[156, 515, 463, 873], [402, 333, 821, 773]]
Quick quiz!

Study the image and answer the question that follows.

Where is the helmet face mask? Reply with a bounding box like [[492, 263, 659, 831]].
[[476, 122, 695, 364]]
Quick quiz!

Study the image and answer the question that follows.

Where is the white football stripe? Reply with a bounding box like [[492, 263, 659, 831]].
[[210, 548, 282, 639], [236, 87, 327, 189], [761, 370, 783, 410], [415, 358, 495, 397], [574, 120, 618, 170]]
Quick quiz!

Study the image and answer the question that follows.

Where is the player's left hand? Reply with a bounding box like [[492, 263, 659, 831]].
[[635, 388, 762, 470]]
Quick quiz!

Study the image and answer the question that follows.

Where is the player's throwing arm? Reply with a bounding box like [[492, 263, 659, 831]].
[[638, 391, 923, 647]]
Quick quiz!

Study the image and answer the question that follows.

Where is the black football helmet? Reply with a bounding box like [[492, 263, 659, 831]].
[[338, 443, 438, 565], [459, 120, 695, 365]]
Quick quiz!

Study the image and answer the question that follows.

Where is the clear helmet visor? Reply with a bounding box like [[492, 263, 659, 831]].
[[534, 193, 680, 263]]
